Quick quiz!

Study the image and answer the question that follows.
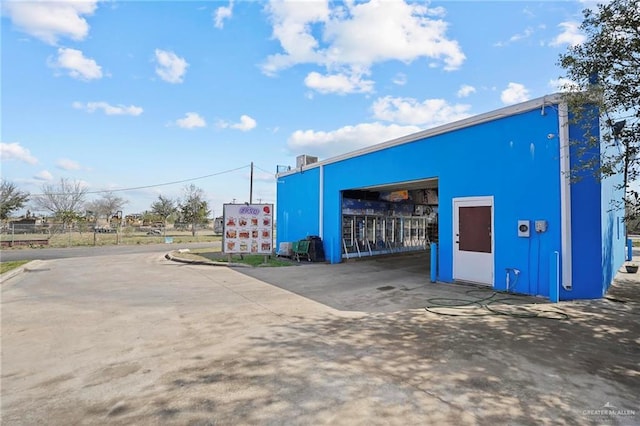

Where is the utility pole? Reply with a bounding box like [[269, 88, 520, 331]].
[[250, 161, 254, 204]]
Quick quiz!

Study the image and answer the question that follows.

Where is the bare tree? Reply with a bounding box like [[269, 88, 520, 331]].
[[179, 184, 211, 236], [150, 195, 177, 235], [86, 191, 128, 228], [0, 180, 29, 220], [32, 178, 87, 230]]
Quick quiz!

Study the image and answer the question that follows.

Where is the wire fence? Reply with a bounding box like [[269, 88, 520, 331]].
[[0, 221, 221, 248]]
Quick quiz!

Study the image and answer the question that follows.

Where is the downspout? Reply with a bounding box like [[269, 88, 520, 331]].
[[559, 102, 573, 291], [319, 164, 324, 239]]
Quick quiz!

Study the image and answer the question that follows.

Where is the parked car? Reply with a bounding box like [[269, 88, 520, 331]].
[[94, 226, 116, 233], [146, 229, 162, 236]]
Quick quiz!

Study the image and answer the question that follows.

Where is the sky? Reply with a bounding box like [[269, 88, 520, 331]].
[[1, 0, 596, 217]]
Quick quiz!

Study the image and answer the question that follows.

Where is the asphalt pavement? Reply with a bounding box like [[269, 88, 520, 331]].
[[0, 241, 220, 262]]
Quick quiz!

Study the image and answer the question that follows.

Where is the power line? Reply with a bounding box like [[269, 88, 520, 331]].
[[254, 164, 276, 176], [31, 164, 252, 196]]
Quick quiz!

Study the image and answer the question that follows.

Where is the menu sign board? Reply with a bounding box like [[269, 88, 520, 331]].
[[223, 204, 273, 254]]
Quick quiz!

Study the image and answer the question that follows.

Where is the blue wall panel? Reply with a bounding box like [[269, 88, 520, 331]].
[[562, 112, 624, 300], [600, 136, 626, 296], [276, 168, 320, 248], [601, 176, 625, 294], [566, 119, 602, 299]]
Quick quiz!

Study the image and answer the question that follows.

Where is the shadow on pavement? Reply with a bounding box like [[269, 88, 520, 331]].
[[154, 275, 640, 424]]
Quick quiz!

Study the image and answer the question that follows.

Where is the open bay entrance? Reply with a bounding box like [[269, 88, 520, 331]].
[[341, 178, 438, 260]]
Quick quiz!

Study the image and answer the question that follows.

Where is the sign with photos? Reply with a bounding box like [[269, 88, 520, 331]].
[[223, 204, 273, 254]]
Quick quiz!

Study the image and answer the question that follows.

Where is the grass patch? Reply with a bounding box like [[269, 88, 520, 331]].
[[177, 250, 295, 267], [1, 260, 30, 275]]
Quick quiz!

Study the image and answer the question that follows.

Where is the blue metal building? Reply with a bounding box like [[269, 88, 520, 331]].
[[276, 94, 625, 301]]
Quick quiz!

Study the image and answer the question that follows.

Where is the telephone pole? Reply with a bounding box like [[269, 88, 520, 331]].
[[249, 161, 254, 204]]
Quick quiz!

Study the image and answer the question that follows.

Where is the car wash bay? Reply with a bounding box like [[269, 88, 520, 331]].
[[340, 178, 439, 261], [276, 95, 624, 300]]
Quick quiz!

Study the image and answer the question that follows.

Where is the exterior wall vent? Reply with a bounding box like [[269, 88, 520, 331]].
[[296, 154, 318, 168]]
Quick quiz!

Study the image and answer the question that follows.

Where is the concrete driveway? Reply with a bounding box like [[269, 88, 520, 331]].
[[1, 252, 639, 425], [237, 252, 546, 313]]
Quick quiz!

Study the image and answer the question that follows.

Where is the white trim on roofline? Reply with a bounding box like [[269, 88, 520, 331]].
[[278, 93, 565, 177]]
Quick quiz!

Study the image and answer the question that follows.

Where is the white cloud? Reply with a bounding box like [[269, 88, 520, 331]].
[[233, 115, 257, 131], [522, 7, 536, 18], [501, 82, 530, 105], [372, 96, 472, 126], [261, 1, 329, 76], [392, 73, 407, 86], [262, 0, 465, 94], [494, 27, 534, 47], [511, 27, 534, 42], [73, 101, 143, 116], [1, 0, 98, 45], [175, 112, 206, 129], [34, 170, 53, 181], [217, 115, 257, 131], [288, 122, 421, 159], [550, 21, 586, 47], [56, 158, 81, 171], [457, 84, 476, 98], [214, 1, 233, 29], [304, 71, 374, 95], [154, 49, 188, 83], [50, 47, 103, 80], [548, 77, 580, 92], [0, 142, 38, 164], [426, 6, 447, 18]]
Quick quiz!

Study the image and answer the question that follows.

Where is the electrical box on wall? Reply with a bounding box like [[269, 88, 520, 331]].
[[518, 220, 530, 237], [535, 220, 548, 233]]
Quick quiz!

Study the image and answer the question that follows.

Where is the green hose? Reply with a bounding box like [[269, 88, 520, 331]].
[[424, 289, 569, 320]]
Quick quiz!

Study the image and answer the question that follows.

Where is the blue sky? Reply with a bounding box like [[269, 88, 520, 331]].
[[1, 0, 594, 216]]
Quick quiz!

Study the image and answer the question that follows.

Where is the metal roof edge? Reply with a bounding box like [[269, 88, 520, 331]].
[[277, 92, 565, 177]]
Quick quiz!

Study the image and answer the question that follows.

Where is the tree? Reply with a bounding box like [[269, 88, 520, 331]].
[[558, 0, 640, 223], [150, 195, 177, 235], [179, 184, 211, 236], [32, 178, 88, 230], [0, 180, 29, 220], [85, 191, 128, 228]]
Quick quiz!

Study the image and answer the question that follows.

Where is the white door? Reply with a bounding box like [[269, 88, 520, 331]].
[[453, 197, 494, 286]]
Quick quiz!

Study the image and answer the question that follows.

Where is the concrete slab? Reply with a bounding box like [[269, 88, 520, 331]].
[[237, 252, 547, 313], [1, 252, 639, 425]]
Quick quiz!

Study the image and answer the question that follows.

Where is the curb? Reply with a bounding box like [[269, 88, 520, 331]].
[[164, 252, 250, 268], [0, 260, 43, 284]]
